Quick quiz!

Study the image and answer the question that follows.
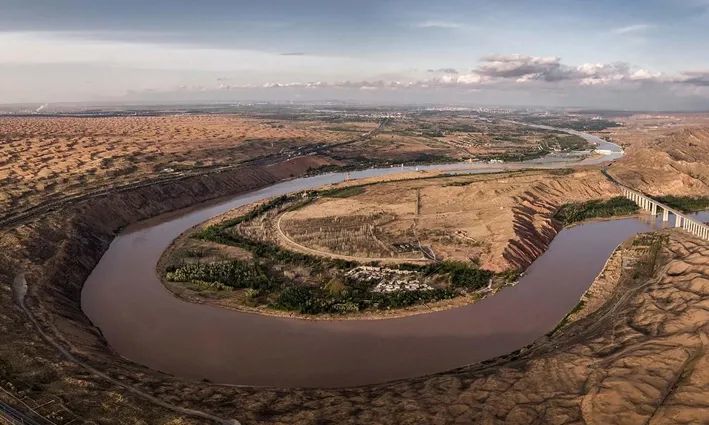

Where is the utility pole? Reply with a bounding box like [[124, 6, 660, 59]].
[[415, 188, 421, 216]]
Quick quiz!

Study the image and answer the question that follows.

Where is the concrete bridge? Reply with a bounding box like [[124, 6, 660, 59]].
[[618, 186, 709, 241]]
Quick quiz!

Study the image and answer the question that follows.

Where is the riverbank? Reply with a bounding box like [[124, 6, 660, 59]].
[[158, 209, 493, 321], [0, 111, 709, 424], [0, 155, 346, 423], [2, 189, 704, 423], [551, 231, 668, 330], [156, 168, 630, 320], [11, 209, 706, 423], [1, 126, 618, 393], [653, 195, 709, 213]]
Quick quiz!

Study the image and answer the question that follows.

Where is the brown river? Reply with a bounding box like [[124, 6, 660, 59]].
[[81, 134, 703, 388]]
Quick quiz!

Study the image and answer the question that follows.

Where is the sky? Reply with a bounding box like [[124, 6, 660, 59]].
[[1, 0, 709, 109]]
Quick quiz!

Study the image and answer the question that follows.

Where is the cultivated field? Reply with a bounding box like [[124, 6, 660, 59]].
[[276, 169, 619, 271], [329, 115, 590, 164]]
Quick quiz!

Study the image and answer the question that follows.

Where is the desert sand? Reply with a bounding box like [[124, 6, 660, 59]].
[[0, 111, 707, 424]]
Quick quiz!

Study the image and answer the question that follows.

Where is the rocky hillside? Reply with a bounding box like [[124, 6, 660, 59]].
[[502, 170, 620, 270], [607, 124, 709, 196]]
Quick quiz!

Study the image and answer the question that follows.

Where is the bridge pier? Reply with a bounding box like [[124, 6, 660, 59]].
[[618, 184, 708, 241]]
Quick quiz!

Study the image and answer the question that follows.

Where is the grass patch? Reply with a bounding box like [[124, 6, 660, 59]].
[[654, 195, 709, 213], [443, 181, 471, 187], [542, 134, 591, 151], [480, 149, 550, 162], [548, 300, 585, 335], [414, 261, 493, 290], [320, 186, 365, 198], [549, 168, 574, 176], [498, 269, 522, 284], [165, 261, 273, 290], [555, 197, 639, 225]]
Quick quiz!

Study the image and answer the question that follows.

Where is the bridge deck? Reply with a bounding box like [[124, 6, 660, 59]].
[[617, 184, 709, 241]]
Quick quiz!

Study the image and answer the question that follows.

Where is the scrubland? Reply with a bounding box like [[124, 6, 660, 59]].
[[1, 111, 708, 424]]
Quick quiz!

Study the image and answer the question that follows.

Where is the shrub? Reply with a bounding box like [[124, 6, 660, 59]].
[[319, 186, 365, 198], [275, 286, 325, 313], [554, 197, 638, 225], [165, 261, 272, 290], [654, 195, 709, 213], [369, 288, 457, 310], [332, 302, 359, 313], [243, 288, 259, 299], [414, 261, 493, 290], [273, 284, 457, 315]]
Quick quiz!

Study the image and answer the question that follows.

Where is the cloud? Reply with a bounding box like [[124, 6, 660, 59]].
[[1, 31, 705, 109], [454, 73, 483, 84], [476, 54, 567, 81], [574, 63, 630, 85], [611, 24, 654, 35], [470, 55, 669, 86], [427, 68, 458, 74], [205, 54, 707, 94], [113, 57, 708, 111], [680, 71, 709, 86], [210, 59, 709, 99], [256, 71, 490, 90], [415, 21, 463, 29]]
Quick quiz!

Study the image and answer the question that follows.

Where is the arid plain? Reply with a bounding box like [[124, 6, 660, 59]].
[[1, 108, 708, 424]]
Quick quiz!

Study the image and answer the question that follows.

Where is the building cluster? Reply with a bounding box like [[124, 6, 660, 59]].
[[345, 266, 434, 293]]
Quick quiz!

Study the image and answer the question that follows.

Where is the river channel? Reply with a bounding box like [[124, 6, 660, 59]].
[[81, 132, 697, 388]]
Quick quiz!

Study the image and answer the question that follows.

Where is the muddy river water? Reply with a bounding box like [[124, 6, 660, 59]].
[[80, 132, 696, 388]]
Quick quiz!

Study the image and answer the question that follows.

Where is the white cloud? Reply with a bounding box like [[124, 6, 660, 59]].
[[0, 31, 706, 108], [575, 63, 627, 85], [456, 73, 483, 84], [611, 24, 654, 35], [228, 56, 700, 91], [415, 21, 463, 29], [467, 56, 673, 87], [629, 69, 662, 80], [680, 71, 709, 86], [477, 55, 564, 80]]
